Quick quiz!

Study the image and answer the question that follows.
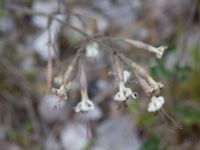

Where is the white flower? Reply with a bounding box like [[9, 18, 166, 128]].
[[123, 70, 131, 83], [86, 42, 99, 58], [75, 91, 94, 112], [148, 96, 165, 112], [114, 82, 138, 101]]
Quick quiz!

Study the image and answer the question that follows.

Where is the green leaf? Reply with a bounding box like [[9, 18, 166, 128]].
[[172, 106, 200, 125], [191, 44, 200, 64], [23, 121, 33, 133], [140, 135, 160, 150], [138, 112, 156, 127], [25, 68, 37, 82], [0, 10, 7, 19], [150, 66, 159, 80], [167, 43, 178, 53], [175, 65, 191, 82]]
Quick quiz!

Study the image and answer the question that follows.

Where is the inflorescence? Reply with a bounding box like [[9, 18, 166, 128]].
[[51, 39, 167, 113]]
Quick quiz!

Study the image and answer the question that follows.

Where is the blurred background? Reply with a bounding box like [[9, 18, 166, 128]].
[[0, 0, 200, 150]]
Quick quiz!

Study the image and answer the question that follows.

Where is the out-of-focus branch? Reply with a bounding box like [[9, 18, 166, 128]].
[[5, 4, 89, 38]]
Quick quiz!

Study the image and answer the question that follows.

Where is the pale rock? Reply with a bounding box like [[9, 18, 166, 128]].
[[39, 94, 67, 123], [61, 123, 89, 150], [92, 116, 140, 150]]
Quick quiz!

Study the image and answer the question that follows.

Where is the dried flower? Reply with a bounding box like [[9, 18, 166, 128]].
[[135, 72, 163, 95], [51, 84, 69, 100], [51, 47, 83, 104], [148, 96, 165, 112], [124, 38, 167, 59]]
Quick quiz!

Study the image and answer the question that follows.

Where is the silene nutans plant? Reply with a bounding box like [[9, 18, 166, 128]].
[[8, 4, 181, 129]]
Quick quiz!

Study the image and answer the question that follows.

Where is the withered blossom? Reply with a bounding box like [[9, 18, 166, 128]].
[[123, 38, 167, 59]]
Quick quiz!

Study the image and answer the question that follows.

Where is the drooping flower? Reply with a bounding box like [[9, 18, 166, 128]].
[[147, 96, 165, 112], [51, 84, 70, 110], [113, 56, 138, 102], [51, 48, 81, 109], [75, 91, 94, 112], [75, 60, 94, 113], [124, 38, 167, 59]]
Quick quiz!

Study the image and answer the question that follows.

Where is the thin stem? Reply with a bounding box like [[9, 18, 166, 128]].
[[47, 18, 53, 90], [63, 46, 84, 85], [161, 108, 183, 130]]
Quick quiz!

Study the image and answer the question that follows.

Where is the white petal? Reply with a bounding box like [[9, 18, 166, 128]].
[[75, 102, 82, 112], [124, 88, 131, 97], [147, 102, 157, 112], [129, 91, 139, 99], [122, 85, 138, 100], [148, 96, 165, 112], [123, 70, 131, 83]]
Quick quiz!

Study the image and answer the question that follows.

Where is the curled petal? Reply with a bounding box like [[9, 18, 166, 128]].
[[128, 91, 139, 99], [124, 87, 138, 99], [114, 82, 138, 101], [114, 91, 126, 101]]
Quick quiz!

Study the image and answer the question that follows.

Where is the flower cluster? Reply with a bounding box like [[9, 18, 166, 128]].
[[117, 52, 165, 112], [50, 39, 167, 113]]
